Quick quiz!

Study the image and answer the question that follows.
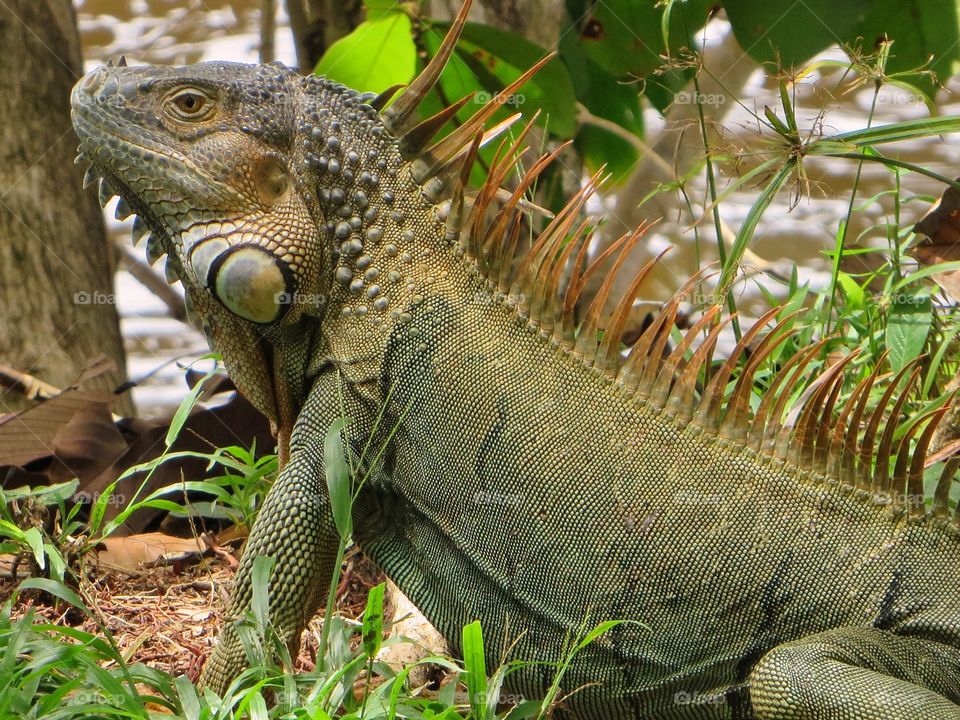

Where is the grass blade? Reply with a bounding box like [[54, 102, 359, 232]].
[[324, 417, 353, 539], [718, 158, 796, 293], [462, 620, 488, 718]]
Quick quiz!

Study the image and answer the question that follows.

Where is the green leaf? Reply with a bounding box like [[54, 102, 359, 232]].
[[417, 29, 496, 188], [363, 0, 398, 21], [174, 675, 201, 720], [43, 542, 65, 582], [854, 0, 960, 98], [575, 0, 711, 80], [87, 479, 119, 536], [417, 23, 576, 192], [893, 260, 960, 291], [251, 555, 275, 631], [719, 158, 796, 293], [829, 115, 960, 146], [315, 12, 417, 94], [4, 479, 79, 506], [723, 0, 869, 69], [572, 619, 630, 654], [165, 365, 218, 448], [324, 417, 353, 539], [559, 31, 643, 178], [361, 582, 386, 658], [725, 0, 960, 99], [462, 621, 487, 718], [418, 20, 577, 144], [837, 272, 866, 311], [248, 691, 268, 720], [453, 22, 577, 138], [886, 289, 932, 372], [16, 578, 87, 611], [22, 527, 45, 570], [0, 519, 25, 542]]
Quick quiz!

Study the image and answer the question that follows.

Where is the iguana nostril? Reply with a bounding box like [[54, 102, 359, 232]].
[[79, 67, 105, 94], [208, 245, 292, 324]]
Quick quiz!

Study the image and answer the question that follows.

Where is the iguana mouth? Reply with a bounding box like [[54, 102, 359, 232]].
[[75, 154, 297, 331], [72, 150, 182, 283], [72, 109, 297, 325], [72, 69, 254, 282]]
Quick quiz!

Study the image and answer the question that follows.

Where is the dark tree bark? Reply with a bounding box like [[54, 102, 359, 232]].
[[0, 0, 132, 414], [472, 0, 566, 48], [286, 0, 363, 72]]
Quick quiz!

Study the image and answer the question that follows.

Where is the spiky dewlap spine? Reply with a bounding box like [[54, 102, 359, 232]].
[[199, 437, 336, 693]]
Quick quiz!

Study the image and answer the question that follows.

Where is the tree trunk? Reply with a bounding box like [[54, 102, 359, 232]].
[[0, 0, 132, 415], [286, 0, 363, 72]]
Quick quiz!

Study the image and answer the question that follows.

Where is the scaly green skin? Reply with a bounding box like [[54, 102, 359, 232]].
[[71, 59, 960, 719]]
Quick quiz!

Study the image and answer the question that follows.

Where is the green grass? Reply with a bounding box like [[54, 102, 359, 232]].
[[1, 556, 614, 719], [655, 39, 960, 485]]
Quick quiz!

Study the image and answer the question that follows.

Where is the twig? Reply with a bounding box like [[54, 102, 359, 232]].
[[115, 240, 188, 323], [260, 0, 276, 63]]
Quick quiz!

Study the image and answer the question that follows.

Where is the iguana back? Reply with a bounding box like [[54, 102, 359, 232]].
[[70, 4, 960, 717], [357, 242, 960, 717]]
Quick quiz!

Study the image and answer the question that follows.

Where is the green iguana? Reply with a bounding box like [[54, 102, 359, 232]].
[[70, 4, 960, 717]]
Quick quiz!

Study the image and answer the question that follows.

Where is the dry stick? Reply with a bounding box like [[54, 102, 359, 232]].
[[260, 0, 276, 64], [114, 240, 188, 323]]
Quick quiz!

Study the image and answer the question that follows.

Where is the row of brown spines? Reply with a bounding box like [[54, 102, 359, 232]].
[[369, 0, 960, 525]]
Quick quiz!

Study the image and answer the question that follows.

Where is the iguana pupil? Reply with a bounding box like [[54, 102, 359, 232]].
[[174, 91, 203, 113]]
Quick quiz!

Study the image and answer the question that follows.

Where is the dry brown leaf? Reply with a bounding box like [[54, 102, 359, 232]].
[[0, 388, 119, 469], [911, 180, 960, 302], [2, 377, 273, 538], [93, 532, 209, 572]]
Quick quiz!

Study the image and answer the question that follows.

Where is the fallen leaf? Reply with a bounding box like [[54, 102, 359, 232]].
[[93, 532, 209, 572], [911, 180, 960, 302]]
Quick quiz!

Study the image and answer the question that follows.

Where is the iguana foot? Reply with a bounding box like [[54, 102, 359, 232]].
[[749, 626, 960, 719]]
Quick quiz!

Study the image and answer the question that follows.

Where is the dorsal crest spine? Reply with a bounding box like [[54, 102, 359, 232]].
[[378, 0, 960, 531]]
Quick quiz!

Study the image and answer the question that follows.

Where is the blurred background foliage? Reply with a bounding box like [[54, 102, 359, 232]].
[[316, 0, 958, 179]]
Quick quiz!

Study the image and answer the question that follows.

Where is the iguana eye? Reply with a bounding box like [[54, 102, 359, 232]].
[[167, 88, 213, 120]]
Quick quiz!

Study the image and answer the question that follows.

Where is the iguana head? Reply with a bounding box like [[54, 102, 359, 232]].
[[70, 60, 399, 326], [71, 58, 415, 445]]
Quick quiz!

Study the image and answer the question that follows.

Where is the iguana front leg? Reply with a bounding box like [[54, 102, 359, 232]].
[[749, 627, 960, 718], [198, 387, 341, 695]]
